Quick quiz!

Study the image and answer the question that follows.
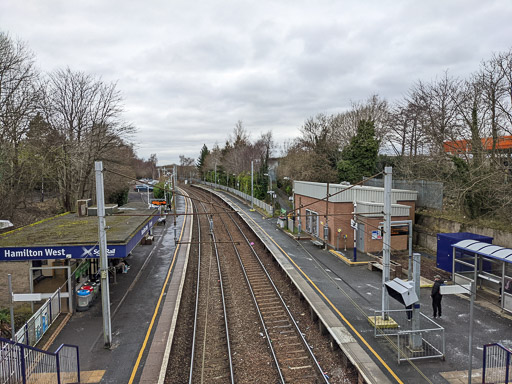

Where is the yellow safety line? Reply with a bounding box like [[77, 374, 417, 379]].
[[243, 209, 404, 384], [128, 197, 189, 384], [329, 249, 369, 265]]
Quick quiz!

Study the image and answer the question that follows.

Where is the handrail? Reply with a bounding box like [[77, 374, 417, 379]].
[[0, 337, 80, 384]]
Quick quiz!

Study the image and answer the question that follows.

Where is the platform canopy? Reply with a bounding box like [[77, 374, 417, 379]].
[[452, 240, 512, 264]]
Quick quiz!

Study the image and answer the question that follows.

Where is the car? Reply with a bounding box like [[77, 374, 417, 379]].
[[134, 184, 154, 192]]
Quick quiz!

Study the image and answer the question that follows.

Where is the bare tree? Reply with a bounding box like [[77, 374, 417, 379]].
[[41, 68, 135, 210], [0, 32, 41, 218]]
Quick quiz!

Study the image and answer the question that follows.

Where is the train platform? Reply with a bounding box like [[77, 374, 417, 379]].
[[43, 192, 192, 384], [208, 186, 512, 384]]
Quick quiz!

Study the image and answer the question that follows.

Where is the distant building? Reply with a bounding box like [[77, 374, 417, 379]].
[[293, 181, 417, 253]]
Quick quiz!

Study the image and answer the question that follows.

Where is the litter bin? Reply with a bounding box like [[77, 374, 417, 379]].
[[77, 289, 91, 311], [82, 284, 95, 303]]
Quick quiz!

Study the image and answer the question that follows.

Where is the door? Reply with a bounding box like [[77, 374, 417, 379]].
[[356, 223, 365, 252]]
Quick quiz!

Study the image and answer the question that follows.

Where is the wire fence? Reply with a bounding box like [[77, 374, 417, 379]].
[[364, 178, 443, 210], [201, 181, 274, 216]]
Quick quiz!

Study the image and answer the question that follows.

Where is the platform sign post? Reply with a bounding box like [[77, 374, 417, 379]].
[[95, 161, 112, 348], [410, 252, 422, 349], [468, 281, 475, 384], [382, 166, 392, 320]]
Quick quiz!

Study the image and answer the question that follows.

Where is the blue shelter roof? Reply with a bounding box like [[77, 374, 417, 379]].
[[453, 240, 512, 263]]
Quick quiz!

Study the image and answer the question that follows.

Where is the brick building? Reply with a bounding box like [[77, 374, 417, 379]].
[[293, 181, 417, 253]]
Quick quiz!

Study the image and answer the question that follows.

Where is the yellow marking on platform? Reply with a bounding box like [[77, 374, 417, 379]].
[[329, 249, 369, 266], [128, 197, 189, 384], [79, 370, 106, 383], [368, 315, 399, 329]]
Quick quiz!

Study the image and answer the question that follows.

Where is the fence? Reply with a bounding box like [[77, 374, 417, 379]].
[[201, 181, 274, 216], [15, 287, 63, 347], [483, 343, 511, 384], [372, 309, 445, 364], [364, 178, 443, 210], [0, 337, 80, 384]]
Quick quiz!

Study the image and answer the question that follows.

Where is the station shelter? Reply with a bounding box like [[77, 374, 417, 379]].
[[452, 239, 512, 314], [293, 181, 418, 253], [0, 202, 159, 309]]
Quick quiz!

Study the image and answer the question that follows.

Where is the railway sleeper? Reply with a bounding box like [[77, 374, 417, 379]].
[[262, 309, 286, 316], [269, 324, 292, 330], [282, 357, 311, 365], [265, 316, 289, 325]]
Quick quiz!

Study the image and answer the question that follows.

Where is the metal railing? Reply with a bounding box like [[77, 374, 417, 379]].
[[201, 181, 274, 215], [483, 343, 511, 384], [15, 288, 62, 347], [0, 337, 80, 384], [372, 309, 445, 364]]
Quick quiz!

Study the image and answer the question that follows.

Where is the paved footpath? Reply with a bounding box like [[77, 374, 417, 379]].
[[213, 188, 512, 384]]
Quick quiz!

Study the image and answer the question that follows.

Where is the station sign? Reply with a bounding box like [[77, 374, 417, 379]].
[[0, 215, 159, 261]]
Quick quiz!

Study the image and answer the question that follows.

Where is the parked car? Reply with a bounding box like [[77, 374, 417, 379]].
[[134, 184, 154, 192]]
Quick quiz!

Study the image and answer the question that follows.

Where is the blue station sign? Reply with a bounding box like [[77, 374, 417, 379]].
[[0, 215, 158, 261]]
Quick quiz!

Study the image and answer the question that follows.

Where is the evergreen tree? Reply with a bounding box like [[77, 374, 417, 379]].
[[196, 144, 209, 178], [337, 120, 380, 183]]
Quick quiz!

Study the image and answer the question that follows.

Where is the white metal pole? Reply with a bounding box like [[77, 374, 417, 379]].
[[410, 252, 422, 349], [353, 202, 357, 261], [382, 166, 392, 318], [468, 281, 475, 384], [8, 274, 15, 341], [251, 160, 254, 210], [95, 161, 112, 348]]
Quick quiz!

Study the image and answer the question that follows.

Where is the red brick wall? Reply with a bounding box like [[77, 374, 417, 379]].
[[294, 194, 415, 253]]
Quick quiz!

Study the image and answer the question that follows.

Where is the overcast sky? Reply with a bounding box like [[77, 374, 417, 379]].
[[2, 1, 512, 165]]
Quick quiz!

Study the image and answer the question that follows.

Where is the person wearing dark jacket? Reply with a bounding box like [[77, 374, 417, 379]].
[[431, 275, 443, 318]]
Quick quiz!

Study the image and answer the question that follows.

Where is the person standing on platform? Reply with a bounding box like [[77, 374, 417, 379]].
[[431, 275, 443, 318]]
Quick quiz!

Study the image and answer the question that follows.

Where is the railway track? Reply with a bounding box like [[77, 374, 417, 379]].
[[186, 186, 329, 383], [188, 196, 234, 383]]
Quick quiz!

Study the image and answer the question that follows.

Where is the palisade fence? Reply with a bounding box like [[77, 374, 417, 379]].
[[483, 343, 511, 384], [201, 181, 274, 216], [363, 178, 443, 210], [15, 288, 63, 347], [0, 337, 80, 384]]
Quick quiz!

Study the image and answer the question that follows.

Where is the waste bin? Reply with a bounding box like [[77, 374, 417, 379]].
[[82, 285, 95, 302], [77, 289, 91, 311]]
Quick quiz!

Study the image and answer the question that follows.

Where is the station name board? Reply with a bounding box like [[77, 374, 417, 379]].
[[1, 215, 159, 261], [0, 245, 121, 261]]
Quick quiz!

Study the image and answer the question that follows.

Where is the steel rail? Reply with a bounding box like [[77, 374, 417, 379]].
[[213, 196, 286, 383], [205, 189, 328, 383], [188, 190, 234, 384], [188, 199, 201, 383]]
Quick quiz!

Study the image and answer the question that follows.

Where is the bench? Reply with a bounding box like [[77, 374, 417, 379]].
[[478, 272, 500, 285], [311, 240, 323, 248], [141, 235, 154, 245], [368, 259, 403, 279]]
